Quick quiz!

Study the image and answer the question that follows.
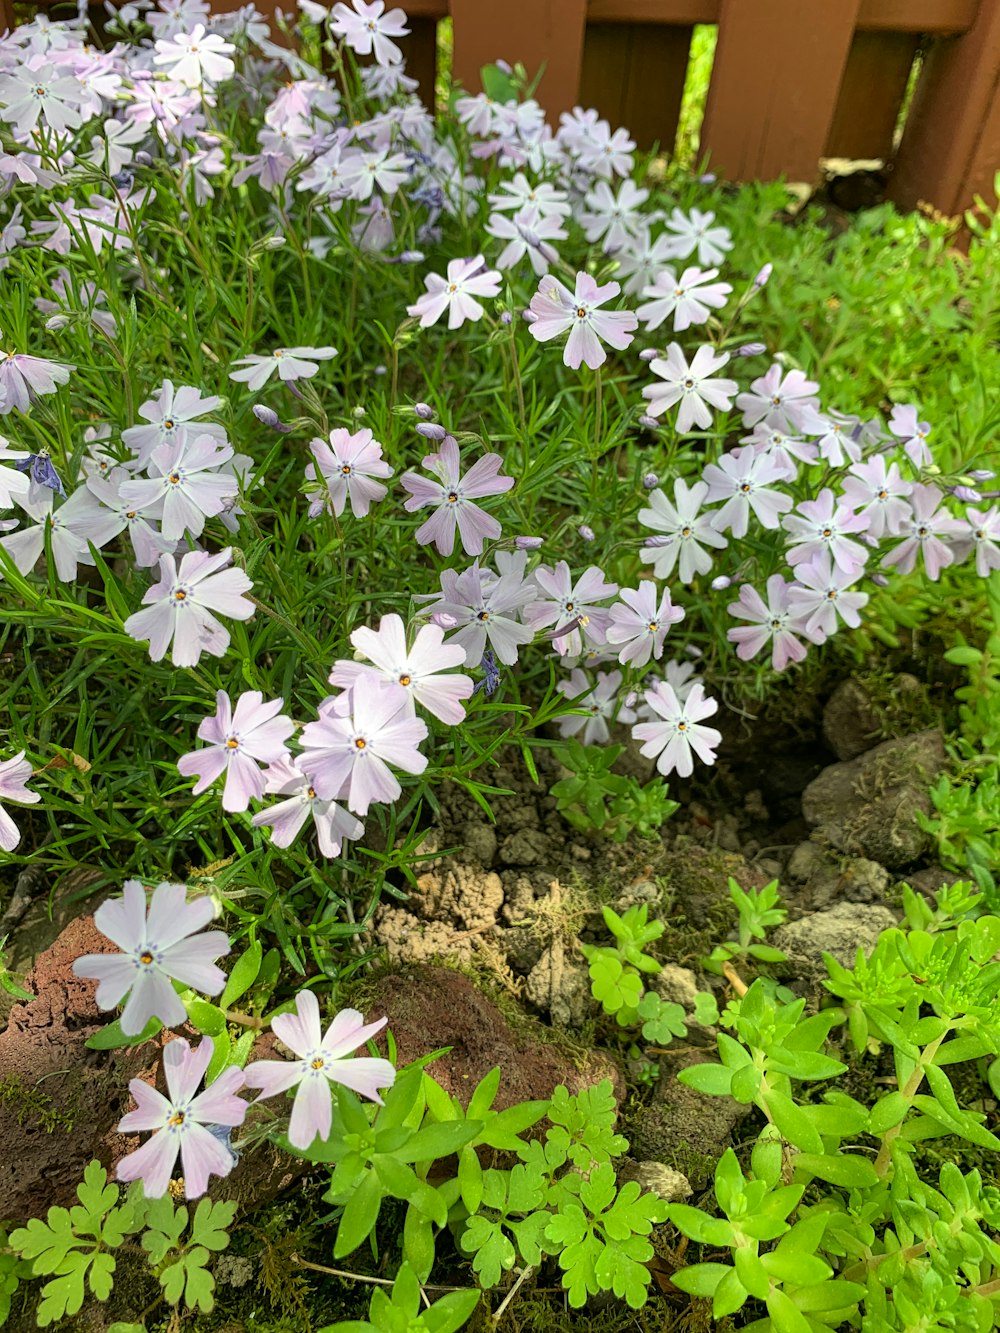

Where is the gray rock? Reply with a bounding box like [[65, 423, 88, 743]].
[[801, 729, 945, 868], [787, 840, 828, 883], [822, 679, 883, 760], [498, 827, 549, 866], [653, 964, 700, 1012], [461, 820, 497, 867], [772, 902, 898, 981]]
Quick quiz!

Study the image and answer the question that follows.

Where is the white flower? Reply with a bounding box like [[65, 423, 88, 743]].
[[0, 56, 85, 135], [632, 681, 722, 778], [229, 345, 338, 391], [153, 24, 236, 87], [637, 266, 732, 333], [659, 207, 733, 267], [330, 0, 409, 67], [642, 344, 738, 433], [638, 478, 727, 583]]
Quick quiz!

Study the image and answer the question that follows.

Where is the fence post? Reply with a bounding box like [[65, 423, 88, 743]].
[[700, 0, 862, 183], [0, 0, 13, 34], [888, 1, 1000, 217], [581, 22, 693, 153], [450, 0, 588, 123]]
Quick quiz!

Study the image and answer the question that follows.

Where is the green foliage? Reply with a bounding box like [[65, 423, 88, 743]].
[[141, 1195, 236, 1313], [666, 885, 1000, 1331], [319, 1262, 480, 1333], [703, 877, 788, 975], [7, 1162, 144, 1327]]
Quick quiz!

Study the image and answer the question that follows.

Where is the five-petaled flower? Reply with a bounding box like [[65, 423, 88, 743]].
[[0, 750, 39, 852], [243, 991, 395, 1149], [124, 548, 255, 668], [177, 690, 295, 812], [527, 271, 637, 370], [116, 1035, 246, 1198], [73, 880, 229, 1035], [400, 435, 513, 556], [407, 256, 501, 329]]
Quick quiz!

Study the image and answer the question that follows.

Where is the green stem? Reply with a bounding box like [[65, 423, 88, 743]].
[[872, 1030, 948, 1178]]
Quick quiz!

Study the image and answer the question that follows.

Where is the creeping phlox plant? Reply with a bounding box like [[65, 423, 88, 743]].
[[0, 0, 998, 888]]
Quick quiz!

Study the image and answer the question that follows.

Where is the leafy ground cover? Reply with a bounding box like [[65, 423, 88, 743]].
[[0, 1, 999, 1329]]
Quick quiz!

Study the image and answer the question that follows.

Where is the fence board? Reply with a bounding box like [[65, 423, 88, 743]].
[[701, 0, 861, 183], [404, 15, 439, 114], [825, 30, 919, 160], [889, 0, 1000, 215], [856, 0, 976, 33], [450, 0, 588, 120], [581, 21, 691, 150]]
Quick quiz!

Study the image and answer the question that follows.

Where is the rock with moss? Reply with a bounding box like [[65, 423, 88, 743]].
[[801, 728, 946, 869]]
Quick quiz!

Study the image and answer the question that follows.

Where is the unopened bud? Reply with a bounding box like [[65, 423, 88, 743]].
[[413, 402, 434, 420], [710, 574, 733, 591], [644, 536, 672, 548], [352, 405, 365, 418], [969, 469, 995, 482], [578, 524, 595, 543], [698, 172, 717, 185], [952, 485, 982, 503], [736, 342, 767, 357], [642, 472, 659, 490], [44, 314, 70, 331], [261, 235, 286, 250], [252, 403, 294, 433], [522, 308, 536, 322], [416, 422, 447, 440], [495, 58, 513, 73], [638, 414, 660, 430], [753, 263, 772, 289], [638, 348, 659, 362], [500, 310, 513, 325], [515, 535, 543, 549], [868, 572, 890, 588], [623, 691, 639, 708], [398, 250, 424, 263]]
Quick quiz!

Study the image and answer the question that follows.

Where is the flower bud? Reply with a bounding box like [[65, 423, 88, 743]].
[[753, 263, 773, 289], [578, 524, 595, 543], [398, 250, 425, 264], [252, 403, 294, 433], [413, 402, 434, 420], [416, 422, 447, 440], [638, 414, 660, 430], [868, 572, 890, 588], [352, 405, 365, 419], [711, 575, 733, 591], [515, 535, 544, 549], [952, 485, 982, 503], [736, 342, 767, 357], [644, 536, 672, 548], [698, 172, 717, 185], [495, 58, 513, 73], [642, 472, 659, 490], [623, 691, 639, 708], [969, 469, 996, 482], [500, 310, 513, 325], [638, 348, 659, 362], [261, 235, 286, 250]]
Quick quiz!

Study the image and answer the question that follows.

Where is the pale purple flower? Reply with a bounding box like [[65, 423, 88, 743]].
[[431, 561, 535, 666], [963, 505, 1000, 577], [123, 548, 255, 668], [638, 478, 727, 583], [637, 267, 732, 333], [787, 554, 869, 639], [0, 750, 39, 852], [642, 344, 738, 433], [401, 436, 513, 556], [579, 179, 649, 253], [487, 174, 571, 220], [407, 256, 501, 329], [298, 682, 428, 815], [632, 681, 721, 778], [889, 404, 933, 468], [122, 381, 226, 468], [485, 204, 567, 277], [153, 24, 236, 87], [736, 364, 820, 433], [250, 757, 364, 857], [58, 471, 170, 568], [606, 581, 685, 667], [726, 575, 816, 671], [658, 207, 732, 267], [739, 422, 818, 482], [557, 667, 634, 745], [782, 487, 870, 575], [702, 449, 792, 537], [1, 489, 92, 582], [243, 993, 395, 1149], [576, 122, 636, 180], [840, 456, 913, 539], [177, 691, 294, 813], [797, 406, 863, 467], [881, 483, 964, 581], [73, 880, 229, 1035], [0, 350, 72, 415], [330, 613, 473, 725], [229, 345, 337, 392], [527, 272, 637, 370], [119, 436, 238, 541], [523, 561, 618, 657], [331, 0, 409, 67], [116, 1036, 246, 1198], [305, 428, 393, 519]]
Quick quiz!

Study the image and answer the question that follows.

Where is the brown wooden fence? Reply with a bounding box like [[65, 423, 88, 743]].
[[4, 0, 999, 217]]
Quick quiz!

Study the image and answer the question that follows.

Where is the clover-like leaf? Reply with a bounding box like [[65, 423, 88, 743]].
[[160, 1246, 216, 1312]]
